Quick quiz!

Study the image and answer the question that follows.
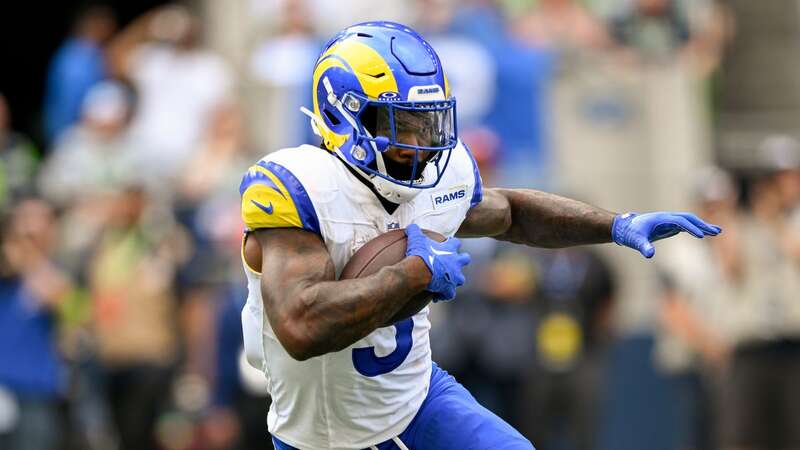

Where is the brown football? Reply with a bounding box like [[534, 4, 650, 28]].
[[339, 228, 445, 327]]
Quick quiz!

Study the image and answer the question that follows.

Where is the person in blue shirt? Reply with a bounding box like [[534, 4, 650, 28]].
[[43, 5, 116, 145], [0, 198, 78, 450]]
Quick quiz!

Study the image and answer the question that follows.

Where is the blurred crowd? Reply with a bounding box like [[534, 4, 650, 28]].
[[1, 1, 799, 450]]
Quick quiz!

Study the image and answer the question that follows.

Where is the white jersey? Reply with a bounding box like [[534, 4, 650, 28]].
[[239, 141, 482, 450]]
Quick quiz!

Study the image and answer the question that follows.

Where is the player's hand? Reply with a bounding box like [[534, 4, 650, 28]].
[[405, 224, 471, 302], [612, 212, 722, 258]]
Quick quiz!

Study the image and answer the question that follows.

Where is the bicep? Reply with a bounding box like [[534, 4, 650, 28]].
[[456, 188, 512, 238]]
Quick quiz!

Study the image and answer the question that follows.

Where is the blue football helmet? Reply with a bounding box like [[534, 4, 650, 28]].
[[301, 21, 457, 203]]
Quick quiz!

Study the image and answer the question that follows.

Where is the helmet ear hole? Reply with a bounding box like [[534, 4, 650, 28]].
[[323, 108, 341, 127]]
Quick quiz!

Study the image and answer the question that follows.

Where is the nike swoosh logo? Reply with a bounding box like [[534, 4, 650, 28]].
[[251, 199, 274, 215], [431, 248, 454, 256]]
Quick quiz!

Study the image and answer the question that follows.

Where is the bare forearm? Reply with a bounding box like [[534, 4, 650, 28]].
[[267, 256, 429, 359], [302, 257, 427, 353], [495, 188, 616, 248]]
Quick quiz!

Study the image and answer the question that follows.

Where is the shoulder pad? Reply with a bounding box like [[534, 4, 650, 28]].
[[240, 160, 321, 234]]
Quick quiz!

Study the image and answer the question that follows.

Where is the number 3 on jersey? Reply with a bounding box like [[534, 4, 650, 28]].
[[352, 318, 414, 377]]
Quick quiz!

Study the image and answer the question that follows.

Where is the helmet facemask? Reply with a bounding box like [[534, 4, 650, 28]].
[[367, 105, 449, 181], [339, 91, 457, 195]]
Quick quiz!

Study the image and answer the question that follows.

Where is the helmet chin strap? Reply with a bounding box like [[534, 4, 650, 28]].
[[372, 174, 424, 203], [300, 106, 323, 138], [374, 146, 388, 174], [333, 147, 423, 203]]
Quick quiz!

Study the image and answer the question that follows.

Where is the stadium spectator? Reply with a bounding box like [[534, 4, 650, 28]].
[[0, 199, 77, 450], [87, 182, 188, 450], [718, 137, 800, 450], [610, 0, 698, 62], [38, 80, 137, 207], [610, 0, 689, 56], [524, 243, 616, 450], [43, 5, 116, 144], [248, 0, 319, 153], [107, 4, 234, 188], [0, 94, 39, 212], [609, 0, 730, 75], [760, 135, 800, 244], [512, 0, 611, 52], [654, 166, 741, 450]]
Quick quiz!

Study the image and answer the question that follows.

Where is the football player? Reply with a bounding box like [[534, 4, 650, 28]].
[[239, 21, 720, 450]]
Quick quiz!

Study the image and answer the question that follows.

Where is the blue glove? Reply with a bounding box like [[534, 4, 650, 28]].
[[612, 212, 722, 258], [405, 224, 471, 302]]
